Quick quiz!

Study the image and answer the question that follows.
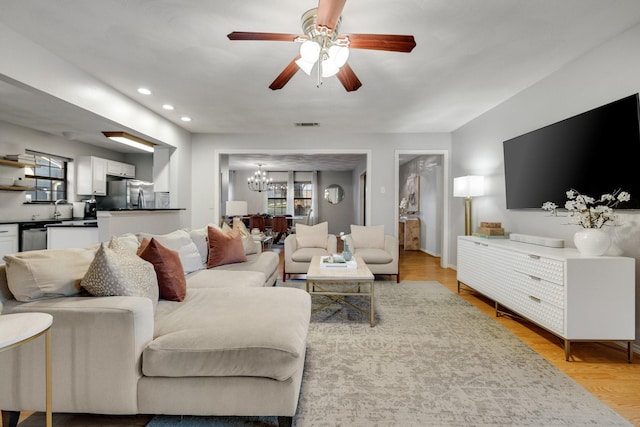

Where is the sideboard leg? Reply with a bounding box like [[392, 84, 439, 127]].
[[1, 410, 20, 427], [628, 341, 634, 364], [564, 339, 571, 361]]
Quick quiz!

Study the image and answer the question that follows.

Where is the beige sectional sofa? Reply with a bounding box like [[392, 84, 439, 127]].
[[0, 227, 310, 427]]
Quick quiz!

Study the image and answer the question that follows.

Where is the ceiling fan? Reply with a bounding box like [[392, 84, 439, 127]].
[[227, 0, 416, 92]]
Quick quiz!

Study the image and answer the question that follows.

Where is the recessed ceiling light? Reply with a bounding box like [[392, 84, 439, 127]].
[[162, 104, 175, 110], [181, 116, 192, 122], [137, 87, 152, 95]]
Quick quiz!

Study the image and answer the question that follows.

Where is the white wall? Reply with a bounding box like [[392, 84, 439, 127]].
[[190, 133, 452, 239], [451, 23, 640, 344]]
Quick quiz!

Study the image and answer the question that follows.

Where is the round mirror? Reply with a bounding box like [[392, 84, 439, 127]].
[[324, 184, 345, 204]]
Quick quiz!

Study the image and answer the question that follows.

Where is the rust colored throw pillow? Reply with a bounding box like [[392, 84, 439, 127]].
[[207, 226, 247, 268], [138, 238, 187, 302]]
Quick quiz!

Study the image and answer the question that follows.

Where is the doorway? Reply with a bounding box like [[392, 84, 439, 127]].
[[395, 150, 449, 269]]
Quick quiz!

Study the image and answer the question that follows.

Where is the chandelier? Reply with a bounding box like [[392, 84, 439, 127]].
[[247, 164, 273, 192], [294, 8, 350, 87]]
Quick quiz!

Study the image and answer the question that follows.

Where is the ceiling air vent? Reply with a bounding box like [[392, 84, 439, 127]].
[[295, 122, 319, 127]]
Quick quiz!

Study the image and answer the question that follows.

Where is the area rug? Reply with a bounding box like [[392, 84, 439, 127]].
[[148, 281, 631, 427]]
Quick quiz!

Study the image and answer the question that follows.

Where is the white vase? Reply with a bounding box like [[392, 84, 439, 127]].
[[573, 228, 611, 256]]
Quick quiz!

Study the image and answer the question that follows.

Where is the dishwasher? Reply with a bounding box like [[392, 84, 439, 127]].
[[19, 221, 60, 251]]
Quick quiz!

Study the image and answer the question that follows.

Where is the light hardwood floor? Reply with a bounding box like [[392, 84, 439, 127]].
[[7, 247, 640, 426]]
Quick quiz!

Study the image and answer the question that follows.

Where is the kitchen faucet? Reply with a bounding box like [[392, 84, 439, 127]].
[[53, 199, 67, 219]]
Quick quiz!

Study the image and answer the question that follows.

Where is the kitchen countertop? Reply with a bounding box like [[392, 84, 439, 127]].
[[46, 220, 98, 228], [0, 218, 97, 225]]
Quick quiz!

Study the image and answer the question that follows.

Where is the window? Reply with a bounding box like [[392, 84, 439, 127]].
[[25, 151, 68, 202], [294, 182, 312, 216], [267, 182, 287, 216]]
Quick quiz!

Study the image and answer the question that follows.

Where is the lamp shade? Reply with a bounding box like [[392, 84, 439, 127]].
[[226, 201, 248, 217], [453, 176, 485, 197]]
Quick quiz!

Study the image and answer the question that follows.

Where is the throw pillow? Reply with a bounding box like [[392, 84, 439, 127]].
[[138, 238, 187, 302], [4, 247, 98, 302], [223, 221, 257, 255], [233, 220, 258, 255], [351, 224, 385, 249], [81, 243, 159, 306], [296, 221, 328, 248], [109, 233, 141, 255], [138, 230, 203, 274], [207, 226, 247, 268]]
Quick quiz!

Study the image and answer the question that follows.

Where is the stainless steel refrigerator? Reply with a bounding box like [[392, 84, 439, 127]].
[[100, 179, 155, 209]]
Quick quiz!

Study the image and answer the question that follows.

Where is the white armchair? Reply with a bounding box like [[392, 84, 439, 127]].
[[344, 225, 399, 283], [283, 222, 336, 281]]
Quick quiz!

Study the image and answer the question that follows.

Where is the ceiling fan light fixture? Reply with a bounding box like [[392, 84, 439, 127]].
[[295, 57, 315, 76], [328, 45, 349, 67], [299, 40, 321, 62], [321, 58, 340, 78]]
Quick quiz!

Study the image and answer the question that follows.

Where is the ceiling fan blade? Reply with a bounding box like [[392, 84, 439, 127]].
[[227, 32, 303, 42], [336, 63, 362, 92], [346, 34, 416, 52], [316, 0, 347, 31], [269, 56, 301, 90]]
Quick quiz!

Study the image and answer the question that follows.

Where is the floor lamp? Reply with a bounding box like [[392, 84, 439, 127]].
[[453, 176, 485, 236]]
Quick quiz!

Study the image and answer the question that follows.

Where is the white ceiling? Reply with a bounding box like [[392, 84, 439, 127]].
[[1, 0, 640, 167]]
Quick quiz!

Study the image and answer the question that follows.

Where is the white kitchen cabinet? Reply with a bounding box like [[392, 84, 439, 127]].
[[0, 224, 19, 265], [457, 236, 635, 362], [106, 160, 135, 178], [76, 156, 107, 196]]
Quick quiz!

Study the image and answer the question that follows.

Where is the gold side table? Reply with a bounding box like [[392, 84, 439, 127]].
[[0, 312, 53, 427]]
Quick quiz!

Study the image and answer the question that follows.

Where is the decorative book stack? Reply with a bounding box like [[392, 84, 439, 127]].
[[473, 222, 506, 238]]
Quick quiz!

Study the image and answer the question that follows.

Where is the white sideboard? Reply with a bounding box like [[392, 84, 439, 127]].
[[457, 236, 635, 362]]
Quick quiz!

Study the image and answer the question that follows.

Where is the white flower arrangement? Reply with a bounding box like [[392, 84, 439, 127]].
[[542, 189, 630, 229], [399, 198, 408, 215], [339, 231, 347, 241]]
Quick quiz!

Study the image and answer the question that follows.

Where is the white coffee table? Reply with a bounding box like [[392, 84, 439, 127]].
[[0, 312, 53, 427], [306, 255, 376, 327]]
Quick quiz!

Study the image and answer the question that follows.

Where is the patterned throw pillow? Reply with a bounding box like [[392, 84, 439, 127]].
[[207, 226, 247, 268], [81, 243, 159, 306], [138, 238, 187, 302]]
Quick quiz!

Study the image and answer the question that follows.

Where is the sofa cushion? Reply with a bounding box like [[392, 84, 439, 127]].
[[351, 224, 385, 249], [139, 238, 187, 301], [4, 247, 98, 302], [81, 243, 159, 305], [291, 247, 329, 263], [207, 226, 247, 268], [295, 222, 328, 248], [354, 247, 393, 264], [139, 230, 203, 274], [145, 287, 311, 381], [189, 226, 211, 265], [186, 269, 266, 288]]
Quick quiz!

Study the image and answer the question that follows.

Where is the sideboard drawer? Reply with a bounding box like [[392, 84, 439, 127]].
[[507, 289, 565, 335], [510, 251, 564, 285], [511, 271, 564, 309]]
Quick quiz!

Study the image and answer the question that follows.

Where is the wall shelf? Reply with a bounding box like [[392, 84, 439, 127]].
[[0, 159, 36, 168], [0, 185, 32, 191]]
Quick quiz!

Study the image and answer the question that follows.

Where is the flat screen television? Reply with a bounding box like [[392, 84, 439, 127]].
[[503, 93, 640, 209]]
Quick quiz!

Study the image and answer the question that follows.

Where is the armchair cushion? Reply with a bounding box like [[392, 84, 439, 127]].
[[354, 247, 393, 264], [291, 247, 330, 263], [351, 224, 385, 249], [296, 221, 329, 248]]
